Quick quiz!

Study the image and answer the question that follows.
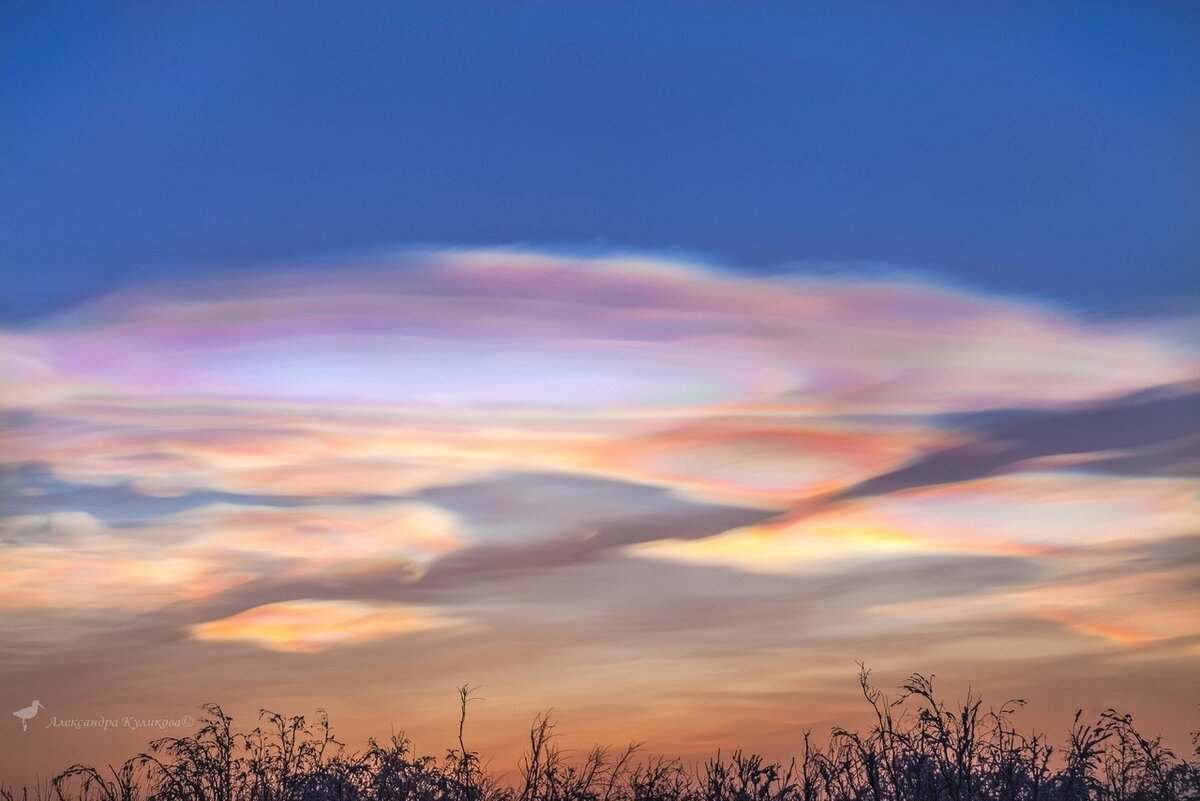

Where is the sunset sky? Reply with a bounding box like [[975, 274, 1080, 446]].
[[2, 1, 1199, 786]]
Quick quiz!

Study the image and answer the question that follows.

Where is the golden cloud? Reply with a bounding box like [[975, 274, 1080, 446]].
[[188, 599, 465, 652]]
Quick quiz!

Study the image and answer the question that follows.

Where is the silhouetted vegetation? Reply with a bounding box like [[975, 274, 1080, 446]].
[[6, 669, 1198, 801]]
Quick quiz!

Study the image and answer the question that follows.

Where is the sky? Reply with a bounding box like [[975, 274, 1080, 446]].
[[1, 0, 1199, 787]]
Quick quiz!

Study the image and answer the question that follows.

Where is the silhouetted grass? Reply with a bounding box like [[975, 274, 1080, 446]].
[[7, 669, 1198, 801]]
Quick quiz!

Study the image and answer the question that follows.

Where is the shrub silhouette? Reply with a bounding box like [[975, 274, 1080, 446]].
[[6, 670, 1197, 801]]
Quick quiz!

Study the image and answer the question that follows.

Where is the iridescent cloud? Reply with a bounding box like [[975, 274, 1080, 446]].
[[189, 599, 465, 653], [1, 248, 1197, 783], [1, 501, 464, 609], [629, 472, 1200, 650], [4, 249, 1196, 414]]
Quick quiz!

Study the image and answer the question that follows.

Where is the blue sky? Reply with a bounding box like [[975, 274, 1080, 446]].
[[2, 1, 1198, 320]]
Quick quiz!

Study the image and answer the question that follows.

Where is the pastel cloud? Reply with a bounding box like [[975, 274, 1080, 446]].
[[590, 417, 934, 507], [1, 401, 624, 500], [4, 249, 1196, 416], [1, 247, 1198, 761], [189, 599, 464, 652], [2, 249, 1196, 518], [0, 501, 465, 610], [867, 560, 1200, 651], [630, 472, 1200, 649], [630, 473, 1200, 569]]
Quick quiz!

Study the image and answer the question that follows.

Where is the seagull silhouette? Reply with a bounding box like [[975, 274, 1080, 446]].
[[13, 700, 45, 732]]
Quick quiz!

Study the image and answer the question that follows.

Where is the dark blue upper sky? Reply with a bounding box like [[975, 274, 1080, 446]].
[[2, 1, 1197, 321]]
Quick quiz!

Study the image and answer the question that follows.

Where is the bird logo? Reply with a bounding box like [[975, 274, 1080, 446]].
[[13, 700, 46, 732]]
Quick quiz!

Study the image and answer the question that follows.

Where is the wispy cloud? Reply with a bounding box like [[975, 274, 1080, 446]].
[[189, 599, 465, 653], [1, 248, 1197, 776], [0, 501, 464, 609]]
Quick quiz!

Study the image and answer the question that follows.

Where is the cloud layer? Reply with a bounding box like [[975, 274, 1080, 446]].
[[1, 248, 1197, 781]]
